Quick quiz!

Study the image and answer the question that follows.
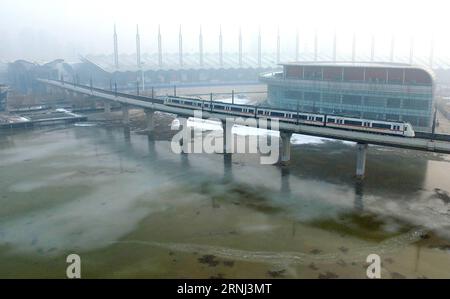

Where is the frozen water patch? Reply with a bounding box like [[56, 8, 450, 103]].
[[291, 134, 327, 145], [171, 119, 355, 146], [215, 97, 252, 105], [74, 122, 97, 127], [291, 134, 355, 146]]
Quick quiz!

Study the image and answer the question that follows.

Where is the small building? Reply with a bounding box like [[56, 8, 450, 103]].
[[260, 62, 435, 132]]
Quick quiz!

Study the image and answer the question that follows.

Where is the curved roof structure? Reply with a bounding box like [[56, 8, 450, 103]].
[[280, 61, 435, 83]]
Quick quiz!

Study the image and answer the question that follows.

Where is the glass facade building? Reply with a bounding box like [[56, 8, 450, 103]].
[[260, 62, 435, 132]]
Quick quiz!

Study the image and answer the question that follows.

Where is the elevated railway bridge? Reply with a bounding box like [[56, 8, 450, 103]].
[[37, 78, 450, 179]]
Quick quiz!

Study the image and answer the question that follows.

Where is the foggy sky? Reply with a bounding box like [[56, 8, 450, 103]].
[[0, 0, 448, 63]]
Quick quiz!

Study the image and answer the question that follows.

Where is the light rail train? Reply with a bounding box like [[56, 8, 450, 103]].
[[65, 82, 415, 138], [164, 96, 415, 137]]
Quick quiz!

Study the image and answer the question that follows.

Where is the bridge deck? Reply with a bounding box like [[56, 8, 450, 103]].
[[38, 79, 450, 155]]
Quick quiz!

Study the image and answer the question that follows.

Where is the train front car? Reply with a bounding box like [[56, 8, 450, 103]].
[[325, 115, 416, 137], [403, 123, 415, 137]]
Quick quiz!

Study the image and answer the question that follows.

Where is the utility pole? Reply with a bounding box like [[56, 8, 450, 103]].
[[113, 24, 119, 69], [219, 25, 223, 67], [238, 27, 242, 67], [352, 32, 356, 62], [333, 30, 337, 62], [158, 25, 163, 67]]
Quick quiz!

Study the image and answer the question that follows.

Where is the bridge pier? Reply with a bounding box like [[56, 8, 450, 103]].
[[221, 120, 233, 154], [178, 118, 194, 154], [122, 105, 129, 125], [104, 101, 111, 114], [144, 109, 155, 133], [279, 131, 292, 166], [356, 143, 368, 179]]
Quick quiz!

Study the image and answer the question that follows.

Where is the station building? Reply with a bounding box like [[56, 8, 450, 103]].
[[260, 62, 435, 132]]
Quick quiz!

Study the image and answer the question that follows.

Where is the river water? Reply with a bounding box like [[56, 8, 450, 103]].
[[0, 120, 449, 278]]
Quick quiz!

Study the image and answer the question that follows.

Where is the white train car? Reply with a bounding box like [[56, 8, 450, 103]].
[[164, 97, 415, 137], [256, 107, 324, 126], [325, 116, 415, 137]]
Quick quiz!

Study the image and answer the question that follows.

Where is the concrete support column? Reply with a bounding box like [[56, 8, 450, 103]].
[[356, 143, 368, 179], [178, 118, 193, 154], [222, 120, 232, 154], [122, 105, 129, 125], [222, 120, 233, 182], [104, 101, 111, 114], [178, 119, 186, 153], [63, 89, 70, 101], [144, 109, 155, 132], [279, 131, 292, 165]]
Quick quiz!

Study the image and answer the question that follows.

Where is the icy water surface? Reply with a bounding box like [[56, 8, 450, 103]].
[[0, 124, 449, 278]]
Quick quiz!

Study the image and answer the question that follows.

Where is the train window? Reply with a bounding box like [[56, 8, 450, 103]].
[[215, 105, 225, 110], [327, 118, 335, 123], [316, 117, 323, 122], [270, 111, 285, 117], [372, 123, 391, 129], [345, 120, 363, 126], [230, 107, 242, 112], [258, 110, 264, 115], [298, 115, 308, 120], [172, 99, 180, 104]]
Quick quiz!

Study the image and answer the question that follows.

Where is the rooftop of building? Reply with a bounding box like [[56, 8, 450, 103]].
[[82, 52, 279, 73], [281, 61, 430, 69], [279, 61, 436, 82]]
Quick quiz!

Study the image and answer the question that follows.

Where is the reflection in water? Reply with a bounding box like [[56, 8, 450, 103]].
[[147, 135, 156, 157], [280, 167, 291, 195], [180, 150, 190, 169], [123, 126, 131, 143], [354, 181, 364, 212], [223, 154, 232, 183]]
